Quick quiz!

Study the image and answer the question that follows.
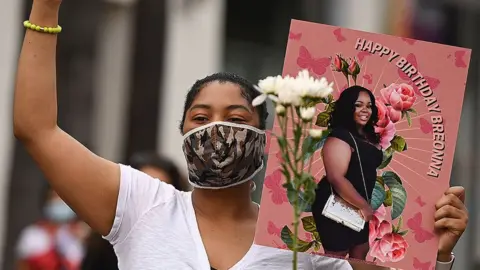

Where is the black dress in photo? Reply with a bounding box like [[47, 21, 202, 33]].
[[312, 128, 383, 252]]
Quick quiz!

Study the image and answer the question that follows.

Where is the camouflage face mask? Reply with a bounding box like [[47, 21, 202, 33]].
[[182, 121, 266, 189]]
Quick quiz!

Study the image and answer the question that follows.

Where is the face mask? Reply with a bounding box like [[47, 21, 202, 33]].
[[44, 200, 77, 223], [182, 121, 266, 189]]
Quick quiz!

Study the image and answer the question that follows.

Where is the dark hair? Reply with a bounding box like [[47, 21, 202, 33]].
[[328, 85, 380, 144], [179, 72, 268, 132], [129, 151, 189, 191]]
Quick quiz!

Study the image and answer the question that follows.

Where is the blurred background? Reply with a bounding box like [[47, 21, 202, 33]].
[[0, 0, 479, 269]]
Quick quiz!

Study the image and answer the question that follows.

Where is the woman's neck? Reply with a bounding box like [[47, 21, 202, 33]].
[[192, 182, 258, 221]]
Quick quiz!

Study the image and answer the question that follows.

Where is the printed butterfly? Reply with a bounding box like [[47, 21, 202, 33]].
[[397, 53, 441, 95], [415, 196, 427, 207], [454, 50, 468, 68], [401, 37, 417, 45], [413, 257, 431, 270], [363, 74, 373, 85], [357, 51, 371, 62], [264, 170, 288, 205], [288, 31, 302, 41], [419, 118, 433, 134], [333, 28, 346, 42], [267, 221, 281, 237], [406, 212, 435, 243], [273, 240, 288, 250], [297, 46, 330, 76]]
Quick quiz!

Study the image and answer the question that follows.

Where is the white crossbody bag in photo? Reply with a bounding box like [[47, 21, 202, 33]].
[[321, 132, 369, 232]]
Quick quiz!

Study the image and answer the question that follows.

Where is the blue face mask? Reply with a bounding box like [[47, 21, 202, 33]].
[[44, 200, 76, 223]]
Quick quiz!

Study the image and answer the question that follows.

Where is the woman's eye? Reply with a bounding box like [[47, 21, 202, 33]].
[[229, 117, 245, 123], [193, 116, 208, 122]]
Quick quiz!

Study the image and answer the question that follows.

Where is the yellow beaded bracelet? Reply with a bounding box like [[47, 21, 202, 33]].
[[23, 20, 62, 34]]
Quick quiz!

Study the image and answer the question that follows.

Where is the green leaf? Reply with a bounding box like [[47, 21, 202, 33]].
[[398, 230, 409, 236], [376, 176, 384, 186], [405, 111, 412, 127], [315, 112, 330, 127], [382, 172, 407, 220], [390, 135, 407, 152], [302, 129, 331, 163], [313, 241, 322, 251], [285, 182, 312, 212], [301, 216, 317, 233], [370, 181, 386, 210], [277, 136, 288, 152], [383, 190, 392, 206], [280, 226, 313, 252], [382, 171, 402, 185], [407, 108, 417, 115], [389, 184, 407, 220], [378, 151, 393, 169]]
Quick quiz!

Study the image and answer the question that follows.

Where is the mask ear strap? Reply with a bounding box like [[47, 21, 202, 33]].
[[250, 181, 257, 192]]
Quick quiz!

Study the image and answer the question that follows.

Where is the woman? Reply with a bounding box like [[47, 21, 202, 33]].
[[14, 0, 467, 269], [81, 152, 189, 270], [15, 186, 87, 270], [312, 85, 381, 260]]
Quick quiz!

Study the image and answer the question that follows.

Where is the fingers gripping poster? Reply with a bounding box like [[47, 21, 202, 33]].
[[255, 20, 471, 269]]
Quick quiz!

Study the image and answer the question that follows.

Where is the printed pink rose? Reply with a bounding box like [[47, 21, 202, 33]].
[[387, 107, 401, 123], [380, 83, 416, 111], [369, 205, 392, 244], [375, 120, 396, 149], [369, 232, 409, 263], [376, 99, 390, 128], [333, 54, 343, 71]]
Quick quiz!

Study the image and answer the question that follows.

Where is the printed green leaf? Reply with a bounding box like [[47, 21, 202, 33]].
[[383, 190, 393, 206], [315, 112, 330, 127], [405, 111, 412, 127], [371, 181, 386, 210], [281, 226, 313, 252], [301, 216, 317, 233], [390, 135, 407, 152], [398, 230, 409, 236], [378, 151, 393, 169], [407, 108, 417, 115], [376, 176, 384, 186], [389, 184, 407, 220], [382, 171, 402, 185]]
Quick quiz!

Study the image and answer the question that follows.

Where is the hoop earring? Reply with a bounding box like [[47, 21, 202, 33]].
[[250, 181, 257, 192]]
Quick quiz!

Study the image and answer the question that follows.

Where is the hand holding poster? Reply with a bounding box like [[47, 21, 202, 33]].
[[254, 20, 471, 269]]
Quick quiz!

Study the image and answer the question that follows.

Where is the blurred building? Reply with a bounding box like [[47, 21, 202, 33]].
[[1, 0, 480, 269]]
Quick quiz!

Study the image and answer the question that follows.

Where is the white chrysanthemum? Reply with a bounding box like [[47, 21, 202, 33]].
[[275, 104, 286, 115], [308, 129, 323, 139], [299, 107, 316, 121]]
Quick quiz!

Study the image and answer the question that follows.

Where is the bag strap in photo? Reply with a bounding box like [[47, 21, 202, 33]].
[[327, 132, 369, 203], [348, 132, 369, 203]]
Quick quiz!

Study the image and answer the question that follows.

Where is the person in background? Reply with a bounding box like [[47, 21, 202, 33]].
[[81, 152, 189, 270], [16, 186, 88, 270], [129, 151, 190, 192]]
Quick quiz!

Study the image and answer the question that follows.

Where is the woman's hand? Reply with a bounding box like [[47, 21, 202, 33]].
[[434, 186, 468, 262], [360, 205, 373, 222]]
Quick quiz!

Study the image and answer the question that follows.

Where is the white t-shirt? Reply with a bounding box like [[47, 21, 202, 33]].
[[104, 165, 352, 270]]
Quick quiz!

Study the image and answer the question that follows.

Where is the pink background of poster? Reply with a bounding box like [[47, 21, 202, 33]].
[[254, 20, 471, 269]]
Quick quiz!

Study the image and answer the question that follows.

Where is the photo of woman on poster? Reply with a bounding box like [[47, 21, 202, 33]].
[[311, 85, 383, 260]]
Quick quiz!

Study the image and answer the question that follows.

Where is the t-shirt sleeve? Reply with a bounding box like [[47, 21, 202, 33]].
[[328, 128, 354, 148], [310, 255, 352, 269], [103, 164, 177, 245]]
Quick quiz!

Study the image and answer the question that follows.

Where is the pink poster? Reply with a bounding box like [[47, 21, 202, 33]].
[[254, 20, 471, 269]]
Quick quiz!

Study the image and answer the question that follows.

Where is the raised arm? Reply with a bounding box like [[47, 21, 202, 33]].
[[13, 0, 119, 236], [322, 137, 372, 220]]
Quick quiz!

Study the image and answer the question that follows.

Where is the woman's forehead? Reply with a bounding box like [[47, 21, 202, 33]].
[[191, 81, 251, 108]]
